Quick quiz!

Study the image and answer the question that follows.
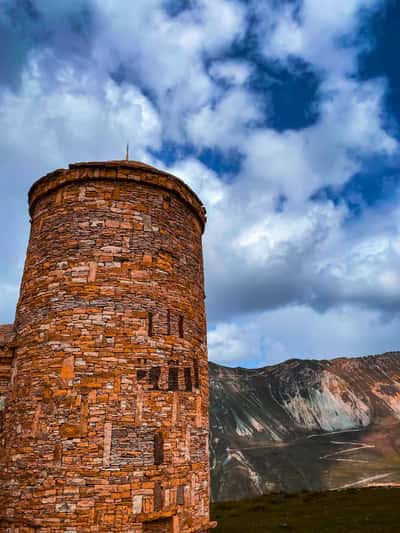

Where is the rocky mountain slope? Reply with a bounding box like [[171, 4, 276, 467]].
[[209, 352, 400, 501]]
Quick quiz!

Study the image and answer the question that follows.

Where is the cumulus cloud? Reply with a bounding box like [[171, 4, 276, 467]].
[[167, 158, 227, 207], [89, 0, 246, 140], [241, 77, 396, 205], [256, 0, 384, 75], [209, 60, 252, 86], [186, 87, 262, 149], [0, 53, 161, 170], [203, 173, 400, 326], [209, 305, 400, 366]]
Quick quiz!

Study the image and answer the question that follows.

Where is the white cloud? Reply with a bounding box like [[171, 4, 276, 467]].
[[167, 158, 227, 207], [0, 52, 161, 172], [209, 305, 400, 367], [208, 322, 258, 365], [186, 87, 262, 149], [209, 60, 252, 86], [204, 179, 400, 324], [258, 0, 383, 75], [240, 77, 396, 205], [89, 0, 246, 140]]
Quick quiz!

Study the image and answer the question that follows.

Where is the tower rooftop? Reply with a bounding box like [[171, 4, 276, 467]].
[[28, 160, 207, 231]]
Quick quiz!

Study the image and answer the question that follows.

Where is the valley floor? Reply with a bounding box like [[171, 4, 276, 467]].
[[211, 487, 400, 532]]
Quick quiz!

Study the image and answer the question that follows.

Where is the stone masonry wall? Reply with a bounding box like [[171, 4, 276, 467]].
[[0, 325, 15, 414], [0, 161, 214, 532]]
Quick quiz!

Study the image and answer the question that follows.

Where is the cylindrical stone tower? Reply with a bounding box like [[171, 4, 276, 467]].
[[0, 161, 215, 532]]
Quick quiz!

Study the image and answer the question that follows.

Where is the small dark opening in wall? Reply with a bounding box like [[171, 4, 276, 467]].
[[137, 369, 147, 381], [154, 432, 164, 465], [193, 358, 200, 389], [150, 367, 161, 390], [168, 367, 179, 391], [184, 367, 192, 392], [178, 315, 184, 338], [148, 312, 153, 337]]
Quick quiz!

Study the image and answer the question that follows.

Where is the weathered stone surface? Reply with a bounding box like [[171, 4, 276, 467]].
[[0, 325, 15, 395], [0, 324, 15, 426], [0, 160, 214, 532]]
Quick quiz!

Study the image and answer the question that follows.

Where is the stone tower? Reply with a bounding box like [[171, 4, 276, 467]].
[[0, 161, 215, 532]]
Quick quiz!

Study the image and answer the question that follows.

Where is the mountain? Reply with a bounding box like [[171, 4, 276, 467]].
[[209, 352, 400, 501]]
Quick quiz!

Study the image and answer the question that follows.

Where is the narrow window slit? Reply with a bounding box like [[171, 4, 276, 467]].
[[184, 367, 192, 392], [150, 367, 161, 390], [137, 369, 147, 381], [168, 367, 179, 391], [178, 315, 184, 338], [148, 312, 153, 337], [154, 432, 164, 465]]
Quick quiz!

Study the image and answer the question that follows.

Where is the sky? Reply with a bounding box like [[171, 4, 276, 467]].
[[1, 0, 400, 368]]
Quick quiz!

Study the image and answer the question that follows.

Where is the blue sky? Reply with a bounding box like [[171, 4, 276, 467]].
[[1, 0, 400, 367]]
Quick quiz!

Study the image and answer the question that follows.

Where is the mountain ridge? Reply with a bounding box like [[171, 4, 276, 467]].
[[210, 350, 400, 371], [209, 351, 400, 501]]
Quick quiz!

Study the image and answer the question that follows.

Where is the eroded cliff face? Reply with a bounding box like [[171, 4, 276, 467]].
[[209, 353, 400, 501]]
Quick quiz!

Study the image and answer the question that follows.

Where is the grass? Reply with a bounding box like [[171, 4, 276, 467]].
[[211, 488, 400, 532]]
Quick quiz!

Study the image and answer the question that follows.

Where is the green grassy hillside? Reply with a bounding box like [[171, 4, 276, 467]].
[[211, 488, 400, 532]]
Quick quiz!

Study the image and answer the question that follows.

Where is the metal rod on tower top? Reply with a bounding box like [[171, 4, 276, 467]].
[[125, 143, 129, 161]]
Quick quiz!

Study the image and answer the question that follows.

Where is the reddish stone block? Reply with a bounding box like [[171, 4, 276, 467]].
[[61, 355, 75, 382]]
